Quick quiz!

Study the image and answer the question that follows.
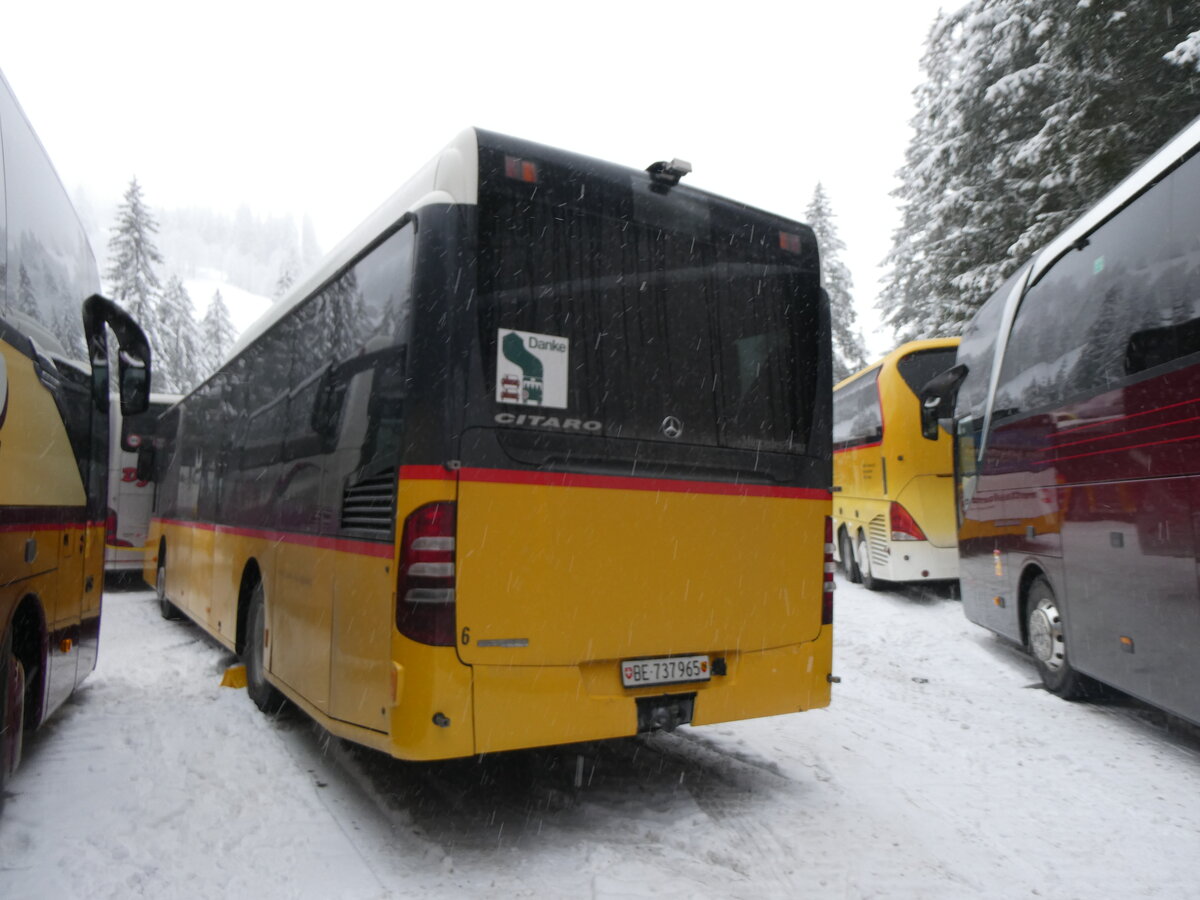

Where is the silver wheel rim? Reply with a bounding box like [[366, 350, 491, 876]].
[[857, 537, 871, 581], [1029, 596, 1066, 672], [156, 565, 166, 602]]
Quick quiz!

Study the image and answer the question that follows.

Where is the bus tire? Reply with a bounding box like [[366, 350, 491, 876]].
[[244, 583, 285, 714], [156, 557, 181, 620], [1, 625, 26, 804], [840, 530, 862, 584], [1025, 576, 1097, 700], [857, 533, 881, 591]]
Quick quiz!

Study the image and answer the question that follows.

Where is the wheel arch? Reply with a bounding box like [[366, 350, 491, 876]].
[[7, 594, 48, 729], [235, 559, 263, 657]]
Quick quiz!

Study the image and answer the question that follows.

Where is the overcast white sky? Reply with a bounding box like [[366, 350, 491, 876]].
[[2, 1, 951, 357]]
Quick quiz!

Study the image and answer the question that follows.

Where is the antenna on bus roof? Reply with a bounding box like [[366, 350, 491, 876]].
[[646, 158, 692, 187]]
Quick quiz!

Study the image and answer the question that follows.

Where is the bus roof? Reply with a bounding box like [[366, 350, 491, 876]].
[[231, 129, 814, 363]]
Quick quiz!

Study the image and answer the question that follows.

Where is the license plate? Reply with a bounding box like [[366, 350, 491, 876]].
[[621, 655, 711, 688]]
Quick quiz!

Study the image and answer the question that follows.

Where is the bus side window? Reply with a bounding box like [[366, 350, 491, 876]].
[[997, 151, 1180, 415], [338, 224, 414, 470], [1124, 151, 1200, 374]]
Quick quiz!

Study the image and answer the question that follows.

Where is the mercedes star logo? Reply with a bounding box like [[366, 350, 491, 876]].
[[661, 416, 684, 439]]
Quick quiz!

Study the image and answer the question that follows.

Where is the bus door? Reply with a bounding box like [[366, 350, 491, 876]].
[[959, 414, 1027, 642]]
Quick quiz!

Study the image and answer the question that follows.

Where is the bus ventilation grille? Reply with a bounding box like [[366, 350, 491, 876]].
[[867, 516, 889, 568], [340, 471, 397, 536]]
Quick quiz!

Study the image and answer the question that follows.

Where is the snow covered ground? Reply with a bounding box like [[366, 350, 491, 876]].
[[2, 577, 1199, 899]]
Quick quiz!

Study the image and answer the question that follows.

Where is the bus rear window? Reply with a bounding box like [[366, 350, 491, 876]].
[[475, 160, 820, 455]]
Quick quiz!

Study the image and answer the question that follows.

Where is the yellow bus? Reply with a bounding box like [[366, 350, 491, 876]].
[[147, 130, 835, 761], [832, 338, 959, 590], [1, 70, 151, 799]]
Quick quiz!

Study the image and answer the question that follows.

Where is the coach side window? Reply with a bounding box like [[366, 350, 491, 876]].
[[0, 82, 90, 355], [996, 161, 1174, 416], [832, 370, 882, 449], [1124, 151, 1200, 374]]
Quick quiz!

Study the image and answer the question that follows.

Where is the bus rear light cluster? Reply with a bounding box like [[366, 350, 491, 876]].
[[889, 502, 927, 542], [822, 516, 835, 625], [396, 502, 457, 646], [504, 155, 539, 183]]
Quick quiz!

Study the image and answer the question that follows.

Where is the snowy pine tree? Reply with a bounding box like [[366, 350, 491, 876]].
[[273, 267, 295, 300], [105, 177, 164, 328], [158, 275, 201, 392], [1167, 28, 1200, 68], [16, 263, 39, 323], [806, 183, 868, 382], [51, 306, 87, 359], [199, 289, 238, 381], [882, 0, 1200, 342]]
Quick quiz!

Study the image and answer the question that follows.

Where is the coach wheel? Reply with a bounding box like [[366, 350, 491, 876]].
[[157, 558, 181, 620], [1025, 576, 1096, 700], [1, 626, 27, 801], [244, 583, 285, 714], [857, 533, 881, 592], [840, 530, 862, 584]]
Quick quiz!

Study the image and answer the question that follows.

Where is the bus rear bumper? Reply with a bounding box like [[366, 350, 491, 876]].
[[469, 631, 833, 755], [877, 542, 959, 582]]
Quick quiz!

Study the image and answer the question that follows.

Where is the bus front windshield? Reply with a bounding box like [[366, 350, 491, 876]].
[[474, 153, 822, 460]]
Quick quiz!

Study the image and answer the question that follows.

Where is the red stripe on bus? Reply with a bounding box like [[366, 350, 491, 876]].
[[1047, 396, 1200, 442], [152, 518, 395, 559], [0, 507, 89, 532], [0, 521, 86, 534], [453, 466, 830, 500], [1047, 430, 1200, 464], [1048, 412, 1200, 452]]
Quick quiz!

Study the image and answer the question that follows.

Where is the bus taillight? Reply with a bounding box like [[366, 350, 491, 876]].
[[889, 502, 927, 542], [823, 516, 835, 625], [504, 155, 539, 183], [396, 502, 457, 646]]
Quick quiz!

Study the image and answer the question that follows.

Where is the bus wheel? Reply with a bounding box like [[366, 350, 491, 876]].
[[156, 559, 181, 620], [1025, 576, 1097, 700], [857, 533, 881, 591], [244, 583, 285, 714], [840, 531, 862, 584], [1, 626, 26, 803]]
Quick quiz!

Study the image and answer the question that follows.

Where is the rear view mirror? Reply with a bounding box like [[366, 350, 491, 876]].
[[82, 294, 152, 416], [918, 364, 968, 441], [120, 355, 151, 416]]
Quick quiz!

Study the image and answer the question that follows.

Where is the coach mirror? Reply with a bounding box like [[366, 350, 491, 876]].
[[918, 364, 967, 441], [82, 294, 152, 416]]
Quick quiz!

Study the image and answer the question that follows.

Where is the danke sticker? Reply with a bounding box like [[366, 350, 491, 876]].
[[496, 329, 569, 409]]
